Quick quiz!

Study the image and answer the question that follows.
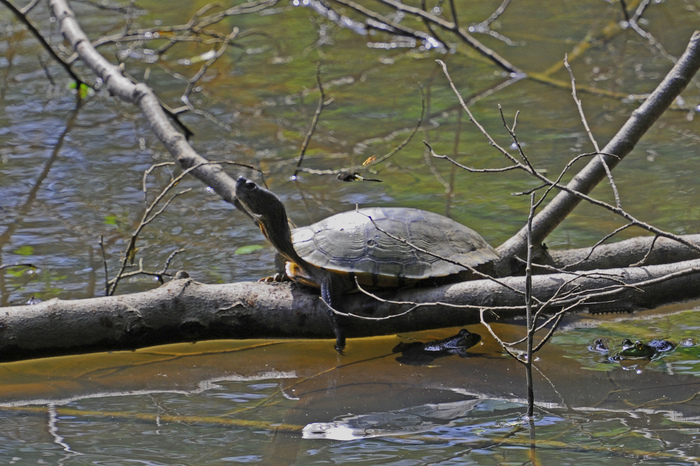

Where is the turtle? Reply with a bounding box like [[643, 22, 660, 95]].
[[234, 176, 499, 352]]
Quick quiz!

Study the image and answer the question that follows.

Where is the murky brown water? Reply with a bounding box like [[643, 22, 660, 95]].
[[1, 0, 699, 462]]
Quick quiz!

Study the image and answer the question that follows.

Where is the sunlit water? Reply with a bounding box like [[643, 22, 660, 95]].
[[1, 0, 700, 463]]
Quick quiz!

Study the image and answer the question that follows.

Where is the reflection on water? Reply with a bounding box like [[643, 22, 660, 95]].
[[302, 399, 484, 440]]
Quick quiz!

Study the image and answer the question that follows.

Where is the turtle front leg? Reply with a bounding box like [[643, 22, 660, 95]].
[[259, 253, 292, 283]]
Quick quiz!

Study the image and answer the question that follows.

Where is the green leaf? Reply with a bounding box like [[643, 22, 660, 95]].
[[234, 245, 264, 255], [14, 245, 34, 256], [79, 83, 90, 99], [104, 215, 119, 226]]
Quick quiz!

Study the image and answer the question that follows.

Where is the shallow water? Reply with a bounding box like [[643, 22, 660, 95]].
[[2, 307, 700, 463], [1, 0, 700, 463]]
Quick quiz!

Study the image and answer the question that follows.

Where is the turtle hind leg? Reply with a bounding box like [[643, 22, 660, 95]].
[[320, 277, 347, 354], [331, 315, 346, 354], [326, 300, 347, 354]]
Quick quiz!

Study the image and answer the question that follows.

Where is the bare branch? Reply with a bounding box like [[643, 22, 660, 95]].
[[479, 0, 513, 28], [375, 0, 523, 73], [328, 0, 442, 48], [142, 162, 176, 204], [630, 235, 661, 267], [109, 162, 211, 295], [563, 223, 636, 269], [426, 142, 519, 174], [467, 0, 521, 47], [181, 27, 240, 108], [436, 60, 527, 170], [479, 308, 524, 362]]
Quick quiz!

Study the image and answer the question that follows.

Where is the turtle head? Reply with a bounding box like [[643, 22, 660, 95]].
[[235, 177, 300, 263], [235, 177, 285, 221]]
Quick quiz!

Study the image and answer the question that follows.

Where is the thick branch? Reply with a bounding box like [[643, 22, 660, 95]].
[[1, 259, 698, 362], [549, 234, 700, 271]]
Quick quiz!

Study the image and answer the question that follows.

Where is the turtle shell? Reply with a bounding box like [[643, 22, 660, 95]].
[[291, 207, 498, 288]]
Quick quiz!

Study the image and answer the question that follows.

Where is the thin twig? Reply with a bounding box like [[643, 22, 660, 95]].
[[524, 192, 536, 416], [182, 27, 239, 107], [364, 87, 425, 169], [98, 235, 109, 296], [564, 55, 622, 208], [427, 142, 520, 173], [142, 162, 176, 204], [162, 248, 186, 275], [436, 60, 526, 169], [293, 63, 328, 179], [374, 0, 523, 73], [109, 162, 204, 295], [481, 0, 513, 27], [468, 0, 521, 47], [479, 308, 524, 362], [563, 223, 635, 269], [498, 106, 537, 175], [329, 0, 440, 47], [298, 87, 424, 178], [19, 0, 41, 14], [630, 235, 660, 267], [630, 0, 652, 22]]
